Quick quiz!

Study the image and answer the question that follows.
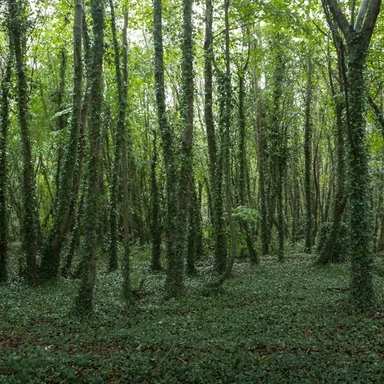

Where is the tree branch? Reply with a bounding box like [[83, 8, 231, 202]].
[[355, 0, 370, 31], [361, 0, 381, 46], [324, 0, 352, 41]]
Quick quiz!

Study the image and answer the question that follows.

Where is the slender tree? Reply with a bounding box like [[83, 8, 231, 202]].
[[74, 0, 105, 314], [40, 0, 83, 281], [0, 55, 11, 283], [304, 59, 313, 253], [150, 130, 162, 271], [237, 43, 258, 264], [204, 0, 227, 273], [153, 0, 183, 297], [8, 0, 40, 284]]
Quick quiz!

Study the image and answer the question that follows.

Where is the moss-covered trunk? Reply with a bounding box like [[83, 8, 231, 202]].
[[0, 56, 11, 283], [74, 0, 105, 315], [304, 60, 313, 254], [347, 40, 374, 308], [8, 0, 40, 285], [153, 0, 182, 297], [323, 0, 381, 309]]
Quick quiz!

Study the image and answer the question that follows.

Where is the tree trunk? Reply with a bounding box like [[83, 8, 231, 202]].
[[0, 56, 11, 283], [323, 0, 381, 310], [74, 0, 105, 315], [237, 58, 258, 264], [8, 0, 40, 285], [40, 0, 83, 281], [150, 130, 162, 271], [304, 59, 313, 253], [153, 0, 182, 297]]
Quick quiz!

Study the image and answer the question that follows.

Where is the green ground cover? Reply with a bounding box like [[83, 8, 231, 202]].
[[2, 252, 384, 383]]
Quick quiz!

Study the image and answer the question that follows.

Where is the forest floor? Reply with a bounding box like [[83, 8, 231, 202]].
[[2, 248, 384, 383]]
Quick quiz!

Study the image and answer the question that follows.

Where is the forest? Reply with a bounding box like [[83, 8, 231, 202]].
[[1, 0, 384, 382]]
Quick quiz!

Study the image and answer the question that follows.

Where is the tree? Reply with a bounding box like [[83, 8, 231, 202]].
[[40, 0, 83, 281], [106, 0, 133, 305], [8, 0, 40, 285], [322, 0, 381, 310], [153, 0, 183, 297], [74, 0, 105, 315], [304, 59, 313, 254], [0, 54, 11, 283], [204, 0, 227, 274]]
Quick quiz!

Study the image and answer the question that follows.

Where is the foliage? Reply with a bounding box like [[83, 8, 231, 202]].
[[2, 251, 384, 382]]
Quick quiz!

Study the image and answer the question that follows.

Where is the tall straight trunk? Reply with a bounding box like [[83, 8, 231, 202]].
[[8, 0, 39, 284], [107, 2, 132, 305], [204, 0, 226, 273], [153, 0, 182, 297], [257, 99, 270, 255], [177, 0, 196, 277], [150, 131, 162, 271], [74, 0, 105, 315], [323, 0, 381, 310], [53, 48, 68, 210], [318, 33, 347, 264], [107, 0, 126, 272], [304, 59, 313, 253], [222, 0, 235, 277], [270, 42, 286, 262], [0, 56, 11, 283], [40, 0, 83, 281], [238, 64, 258, 264]]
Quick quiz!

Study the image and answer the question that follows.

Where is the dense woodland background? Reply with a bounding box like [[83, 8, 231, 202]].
[[0, 0, 383, 314]]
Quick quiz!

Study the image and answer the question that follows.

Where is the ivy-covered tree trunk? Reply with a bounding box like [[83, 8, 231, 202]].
[[237, 63, 258, 264], [204, 0, 227, 274], [177, 0, 196, 278], [323, 0, 381, 310], [318, 31, 347, 264], [8, 0, 40, 284], [153, 0, 182, 297], [257, 98, 270, 255], [40, 0, 83, 281], [270, 41, 286, 262], [107, 0, 126, 272], [150, 131, 162, 271], [106, 2, 132, 305], [304, 59, 313, 254], [74, 0, 105, 315], [52, 48, 68, 209], [0, 56, 11, 283]]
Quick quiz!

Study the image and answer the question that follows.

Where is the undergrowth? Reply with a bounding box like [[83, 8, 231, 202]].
[[1, 251, 384, 383]]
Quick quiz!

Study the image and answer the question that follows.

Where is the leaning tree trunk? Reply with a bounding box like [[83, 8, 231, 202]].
[[323, 0, 381, 310], [0, 56, 11, 283], [8, 0, 40, 285], [40, 0, 83, 281], [74, 0, 105, 315]]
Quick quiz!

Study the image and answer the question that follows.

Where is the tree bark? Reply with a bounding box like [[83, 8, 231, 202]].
[[0, 56, 11, 283], [74, 0, 105, 315], [323, 0, 381, 310], [8, 0, 40, 284]]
